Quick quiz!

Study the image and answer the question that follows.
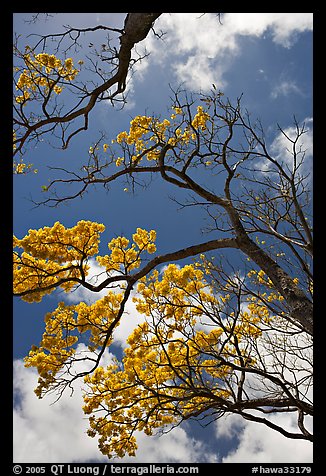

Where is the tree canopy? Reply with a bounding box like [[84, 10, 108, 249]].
[[13, 13, 313, 461]]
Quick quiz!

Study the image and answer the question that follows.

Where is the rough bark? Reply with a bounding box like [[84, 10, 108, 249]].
[[165, 162, 314, 335]]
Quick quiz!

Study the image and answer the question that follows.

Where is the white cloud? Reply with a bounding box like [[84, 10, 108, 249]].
[[62, 258, 113, 304], [112, 296, 146, 349], [173, 55, 227, 92], [139, 13, 313, 91], [213, 322, 313, 463], [13, 345, 114, 463], [215, 413, 312, 463], [222, 13, 312, 47], [121, 427, 217, 463], [264, 13, 313, 47], [215, 412, 247, 440], [254, 117, 313, 180], [269, 117, 313, 174], [271, 80, 303, 99], [13, 348, 215, 463]]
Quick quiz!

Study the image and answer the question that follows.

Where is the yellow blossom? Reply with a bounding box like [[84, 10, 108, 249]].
[[14, 51, 80, 105]]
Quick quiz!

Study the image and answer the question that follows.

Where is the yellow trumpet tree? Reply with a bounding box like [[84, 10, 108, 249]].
[[13, 87, 313, 458]]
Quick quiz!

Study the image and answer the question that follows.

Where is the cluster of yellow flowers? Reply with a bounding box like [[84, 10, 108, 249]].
[[75, 291, 124, 348], [13, 221, 158, 302], [13, 220, 105, 302], [133, 263, 216, 320], [116, 115, 154, 146], [81, 259, 286, 458], [13, 159, 37, 175], [13, 130, 37, 174], [133, 262, 278, 342], [14, 220, 104, 262], [15, 50, 80, 104], [24, 290, 125, 397], [14, 219, 295, 459], [170, 106, 183, 119], [14, 163, 26, 174], [247, 268, 274, 287], [14, 221, 160, 398], [82, 311, 230, 458], [97, 228, 156, 273], [113, 115, 170, 163], [83, 349, 177, 457], [191, 105, 210, 131], [109, 104, 211, 166]]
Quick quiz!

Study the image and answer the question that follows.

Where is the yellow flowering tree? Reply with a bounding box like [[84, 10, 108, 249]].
[[13, 68, 313, 454], [83, 260, 312, 458], [14, 217, 313, 457], [41, 89, 312, 331]]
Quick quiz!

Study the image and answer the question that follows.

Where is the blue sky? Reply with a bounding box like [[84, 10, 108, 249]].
[[13, 13, 313, 463]]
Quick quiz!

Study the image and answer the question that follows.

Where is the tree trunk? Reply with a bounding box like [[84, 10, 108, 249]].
[[237, 232, 313, 335]]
